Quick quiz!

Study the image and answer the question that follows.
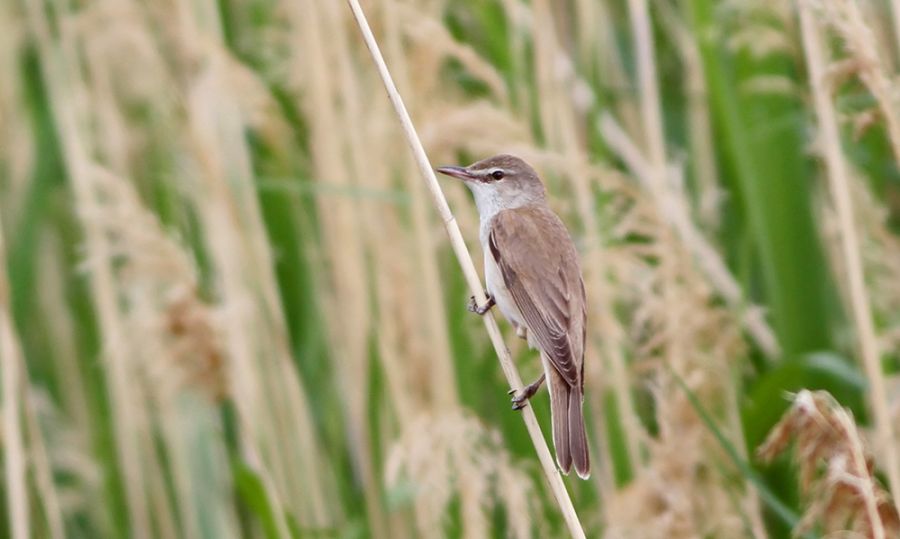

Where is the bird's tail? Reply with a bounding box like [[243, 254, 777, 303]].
[[568, 386, 590, 479], [548, 370, 572, 474], [548, 367, 590, 479]]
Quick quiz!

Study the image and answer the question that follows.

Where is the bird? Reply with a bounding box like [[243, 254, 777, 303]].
[[437, 154, 589, 479]]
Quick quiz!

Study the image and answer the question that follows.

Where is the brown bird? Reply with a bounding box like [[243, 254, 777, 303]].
[[437, 154, 589, 479]]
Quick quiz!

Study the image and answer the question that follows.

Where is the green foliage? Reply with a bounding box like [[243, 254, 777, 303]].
[[233, 463, 284, 539], [687, 0, 840, 357]]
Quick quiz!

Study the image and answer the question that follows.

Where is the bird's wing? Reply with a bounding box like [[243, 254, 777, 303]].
[[489, 206, 585, 387]]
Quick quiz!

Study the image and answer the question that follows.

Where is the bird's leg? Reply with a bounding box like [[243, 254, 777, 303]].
[[509, 373, 546, 410], [514, 324, 527, 340], [467, 292, 495, 315]]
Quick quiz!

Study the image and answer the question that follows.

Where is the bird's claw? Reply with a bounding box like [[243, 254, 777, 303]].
[[467, 292, 495, 315], [510, 386, 536, 410], [509, 374, 546, 411]]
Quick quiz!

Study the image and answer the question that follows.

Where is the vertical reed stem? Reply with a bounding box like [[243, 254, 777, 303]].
[[0, 214, 28, 539], [627, 0, 684, 386], [798, 0, 900, 516]]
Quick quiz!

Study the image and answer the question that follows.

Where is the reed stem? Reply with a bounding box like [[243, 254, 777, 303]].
[[798, 0, 900, 516], [0, 213, 28, 539]]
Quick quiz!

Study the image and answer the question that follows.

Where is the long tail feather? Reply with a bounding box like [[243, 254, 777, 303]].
[[568, 388, 590, 479], [548, 369, 572, 474]]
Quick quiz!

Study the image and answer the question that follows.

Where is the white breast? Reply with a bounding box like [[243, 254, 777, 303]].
[[481, 227, 525, 331], [470, 182, 534, 336]]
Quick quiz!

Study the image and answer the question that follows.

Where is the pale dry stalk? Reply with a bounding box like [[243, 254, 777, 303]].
[[22, 388, 65, 539], [530, 0, 644, 487], [140, 420, 179, 539], [73, 6, 240, 535], [329, 0, 396, 521], [177, 0, 340, 529], [346, 1, 586, 537], [573, 0, 599, 69], [599, 114, 779, 358], [283, 0, 383, 533], [498, 0, 532, 110], [187, 106, 295, 539], [79, 64, 246, 539], [37, 239, 101, 530], [626, 0, 686, 456], [385, 412, 537, 539], [0, 1, 32, 220], [353, 133, 420, 429], [82, 20, 200, 535], [889, 0, 900, 69], [0, 210, 29, 539], [22, 1, 151, 534], [656, 0, 722, 229], [622, 30, 747, 518], [570, 0, 642, 140], [376, 0, 460, 411], [376, 0, 441, 424], [819, 0, 900, 168], [798, 0, 900, 516], [842, 181, 900, 355], [91, 167, 233, 537], [758, 390, 899, 537]]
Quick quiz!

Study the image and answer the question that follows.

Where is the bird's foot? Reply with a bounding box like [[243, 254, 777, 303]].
[[509, 373, 546, 410], [467, 292, 495, 315]]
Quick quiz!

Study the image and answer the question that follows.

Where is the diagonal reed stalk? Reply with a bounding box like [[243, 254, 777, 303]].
[[798, 0, 900, 517], [345, 1, 585, 537]]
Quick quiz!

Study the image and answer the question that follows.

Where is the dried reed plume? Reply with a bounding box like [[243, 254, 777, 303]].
[[758, 390, 900, 538], [89, 169, 225, 399], [596, 153, 761, 538], [80, 161, 238, 539], [815, 0, 900, 166], [386, 412, 539, 539], [20, 0, 340, 534], [26, 389, 98, 538], [849, 182, 900, 355]]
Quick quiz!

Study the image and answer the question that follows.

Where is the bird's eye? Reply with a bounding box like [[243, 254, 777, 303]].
[[491, 170, 505, 180]]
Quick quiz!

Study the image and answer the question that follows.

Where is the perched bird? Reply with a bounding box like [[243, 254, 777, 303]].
[[437, 154, 589, 479]]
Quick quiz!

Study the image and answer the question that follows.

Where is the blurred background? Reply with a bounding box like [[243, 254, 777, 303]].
[[2, 0, 900, 537]]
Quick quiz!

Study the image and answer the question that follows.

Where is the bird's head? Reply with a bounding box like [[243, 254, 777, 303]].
[[436, 154, 546, 216]]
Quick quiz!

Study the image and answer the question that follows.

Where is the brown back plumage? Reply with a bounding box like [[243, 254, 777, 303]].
[[488, 205, 590, 478]]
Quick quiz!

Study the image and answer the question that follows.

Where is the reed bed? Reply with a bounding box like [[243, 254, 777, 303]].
[[1, 0, 900, 537]]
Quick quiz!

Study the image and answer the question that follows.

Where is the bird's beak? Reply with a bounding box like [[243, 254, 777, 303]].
[[436, 165, 475, 181]]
